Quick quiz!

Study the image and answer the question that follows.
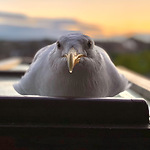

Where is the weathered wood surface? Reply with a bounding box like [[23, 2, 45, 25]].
[[118, 66, 150, 100], [0, 76, 21, 96]]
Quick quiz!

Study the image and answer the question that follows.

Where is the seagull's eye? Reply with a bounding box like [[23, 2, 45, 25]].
[[87, 40, 92, 49], [57, 41, 61, 49]]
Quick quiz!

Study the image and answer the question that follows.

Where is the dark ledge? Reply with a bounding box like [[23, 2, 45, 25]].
[[0, 96, 148, 125]]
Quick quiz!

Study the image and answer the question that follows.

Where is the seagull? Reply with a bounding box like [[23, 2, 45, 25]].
[[13, 33, 130, 97]]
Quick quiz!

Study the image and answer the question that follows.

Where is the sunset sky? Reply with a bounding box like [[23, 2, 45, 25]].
[[0, 0, 150, 38]]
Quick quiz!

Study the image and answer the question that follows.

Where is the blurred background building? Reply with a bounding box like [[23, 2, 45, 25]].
[[0, 0, 150, 77]]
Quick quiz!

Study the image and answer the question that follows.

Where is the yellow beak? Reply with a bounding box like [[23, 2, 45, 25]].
[[64, 48, 84, 73]]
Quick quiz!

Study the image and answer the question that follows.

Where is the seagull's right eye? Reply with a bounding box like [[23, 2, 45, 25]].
[[87, 40, 92, 49], [57, 41, 61, 49]]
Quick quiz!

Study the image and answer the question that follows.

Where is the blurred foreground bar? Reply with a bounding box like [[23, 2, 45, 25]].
[[0, 96, 149, 124]]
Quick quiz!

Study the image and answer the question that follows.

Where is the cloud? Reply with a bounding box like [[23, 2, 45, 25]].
[[0, 11, 102, 41], [0, 11, 26, 19]]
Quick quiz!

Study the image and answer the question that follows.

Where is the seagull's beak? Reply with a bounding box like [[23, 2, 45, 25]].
[[64, 48, 85, 73]]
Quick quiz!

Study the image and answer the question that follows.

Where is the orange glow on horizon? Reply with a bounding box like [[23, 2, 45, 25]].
[[0, 0, 150, 37]]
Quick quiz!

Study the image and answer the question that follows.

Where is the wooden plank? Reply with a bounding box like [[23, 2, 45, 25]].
[[118, 66, 150, 100], [0, 76, 21, 96], [0, 57, 22, 70]]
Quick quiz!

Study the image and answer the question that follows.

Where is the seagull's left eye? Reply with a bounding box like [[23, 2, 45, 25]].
[[87, 40, 92, 49], [57, 41, 61, 49]]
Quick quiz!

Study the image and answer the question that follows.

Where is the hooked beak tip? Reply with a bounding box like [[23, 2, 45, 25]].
[[64, 48, 85, 74]]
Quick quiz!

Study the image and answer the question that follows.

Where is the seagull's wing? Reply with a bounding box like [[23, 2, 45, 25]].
[[13, 44, 55, 95], [95, 46, 130, 96]]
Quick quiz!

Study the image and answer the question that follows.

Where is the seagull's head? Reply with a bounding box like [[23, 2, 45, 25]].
[[52, 33, 98, 74]]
